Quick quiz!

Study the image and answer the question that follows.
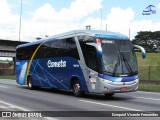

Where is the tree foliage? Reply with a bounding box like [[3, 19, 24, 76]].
[[132, 31, 160, 52]]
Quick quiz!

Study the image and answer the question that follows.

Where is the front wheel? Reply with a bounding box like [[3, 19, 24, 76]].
[[72, 80, 84, 97]]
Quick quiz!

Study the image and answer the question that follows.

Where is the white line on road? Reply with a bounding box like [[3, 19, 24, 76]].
[[0, 100, 29, 111], [0, 106, 8, 108], [0, 100, 58, 120], [135, 96, 160, 101], [0, 86, 7, 88], [79, 100, 143, 111]]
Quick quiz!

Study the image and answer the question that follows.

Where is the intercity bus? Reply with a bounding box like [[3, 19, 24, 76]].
[[16, 30, 146, 97]]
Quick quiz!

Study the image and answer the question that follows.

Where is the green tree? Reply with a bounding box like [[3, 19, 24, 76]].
[[132, 31, 160, 52]]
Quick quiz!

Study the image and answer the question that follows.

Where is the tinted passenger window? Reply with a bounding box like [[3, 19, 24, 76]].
[[16, 45, 39, 60], [66, 38, 79, 59], [78, 35, 98, 71], [34, 37, 80, 59]]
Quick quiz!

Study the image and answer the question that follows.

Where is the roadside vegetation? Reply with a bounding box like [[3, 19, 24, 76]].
[[137, 52, 160, 92], [0, 75, 16, 80], [139, 84, 160, 92], [136, 52, 160, 81]]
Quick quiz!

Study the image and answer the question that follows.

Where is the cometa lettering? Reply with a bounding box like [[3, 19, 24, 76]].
[[47, 60, 66, 68]]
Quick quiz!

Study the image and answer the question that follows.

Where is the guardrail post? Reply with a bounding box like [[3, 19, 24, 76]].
[[148, 64, 150, 81]]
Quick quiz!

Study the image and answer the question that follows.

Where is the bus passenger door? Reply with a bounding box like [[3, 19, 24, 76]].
[[87, 47, 99, 93]]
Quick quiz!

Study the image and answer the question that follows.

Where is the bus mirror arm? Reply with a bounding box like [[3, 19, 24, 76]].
[[86, 43, 102, 58], [133, 45, 146, 59]]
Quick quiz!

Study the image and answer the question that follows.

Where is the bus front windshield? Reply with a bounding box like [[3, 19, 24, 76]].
[[101, 39, 138, 76]]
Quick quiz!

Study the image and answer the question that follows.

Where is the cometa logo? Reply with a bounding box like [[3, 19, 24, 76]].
[[47, 60, 66, 68]]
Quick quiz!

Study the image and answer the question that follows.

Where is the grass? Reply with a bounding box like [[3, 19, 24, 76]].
[[0, 75, 16, 80], [139, 84, 160, 92], [136, 52, 160, 80], [137, 52, 160, 66]]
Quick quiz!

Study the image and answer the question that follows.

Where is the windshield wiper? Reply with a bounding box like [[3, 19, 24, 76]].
[[112, 56, 120, 76], [121, 52, 133, 75]]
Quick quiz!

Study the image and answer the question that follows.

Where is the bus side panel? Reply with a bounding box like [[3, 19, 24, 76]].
[[29, 57, 88, 92], [16, 59, 29, 85]]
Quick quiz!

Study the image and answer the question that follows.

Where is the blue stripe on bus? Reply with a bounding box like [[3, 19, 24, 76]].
[[95, 34, 129, 40], [98, 74, 138, 82]]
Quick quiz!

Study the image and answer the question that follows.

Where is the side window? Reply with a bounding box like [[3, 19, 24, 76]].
[[42, 39, 60, 58], [86, 47, 98, 71], [66, 38, 80, 59], [34, 45, 45, 59], [16, 48, 24, 60], [34, 37, 79, 59], [78, 35, 99, 71], [16, 45, 39, 60], [36, 39, 66, 58]]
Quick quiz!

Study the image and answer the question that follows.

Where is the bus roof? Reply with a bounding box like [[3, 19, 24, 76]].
[[17, 30, 129, 48]]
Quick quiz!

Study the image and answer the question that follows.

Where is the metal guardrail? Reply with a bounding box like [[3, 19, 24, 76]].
[[139, 80, 160, 85], [138, 65, 160, 81], [0, 69, 14, 75]]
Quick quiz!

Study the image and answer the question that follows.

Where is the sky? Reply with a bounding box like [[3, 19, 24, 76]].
[[0, 0, 160, 42]]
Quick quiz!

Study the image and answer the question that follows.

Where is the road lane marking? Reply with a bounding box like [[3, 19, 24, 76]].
[[135, 97, 160, 101], [79, 100, 142, 111], [0, 106, 8, 108], [0, 100, 29, 111], [0, 86, 7, 88], [0, 100, 57, 120]]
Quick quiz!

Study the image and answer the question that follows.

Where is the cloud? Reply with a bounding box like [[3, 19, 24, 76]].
[[0, 0, 103, 41], [0, 0, 160, 41], [0, 0, 19, 40], [98, 7, 160, 39], [131, 20, 160, 38], [59, 0, 102, 21], [20, 0, 103, 41], [158, 2, 160, 9], [105, 7, 134, 36]]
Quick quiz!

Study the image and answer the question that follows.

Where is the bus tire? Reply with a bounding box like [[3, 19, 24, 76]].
[[72, 80, 83, 97], [27, 77, 35, 90], [104, 93, 114, 97]]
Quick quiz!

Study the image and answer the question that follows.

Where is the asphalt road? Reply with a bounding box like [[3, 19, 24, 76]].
[[0, 79, 160, 120]]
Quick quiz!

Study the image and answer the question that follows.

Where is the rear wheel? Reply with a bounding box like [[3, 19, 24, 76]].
[[27, 77, 35, 90], [72, 80, 84, 97]]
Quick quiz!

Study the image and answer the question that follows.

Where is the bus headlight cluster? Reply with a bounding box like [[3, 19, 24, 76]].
[[98, 77, 112, 84], [134, 78, 139, 83]]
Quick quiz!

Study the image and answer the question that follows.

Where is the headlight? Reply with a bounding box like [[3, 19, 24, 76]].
[[134, 78, 139, 83]]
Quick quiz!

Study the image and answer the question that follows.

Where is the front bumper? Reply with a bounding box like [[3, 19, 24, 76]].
[[98, 78, 139, 94]]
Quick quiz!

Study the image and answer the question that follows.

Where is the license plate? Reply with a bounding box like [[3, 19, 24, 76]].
[[120, 87, 127, 91]]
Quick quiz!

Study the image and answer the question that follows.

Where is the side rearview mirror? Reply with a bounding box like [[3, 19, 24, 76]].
[[134, 45, 146, 59], [86, 43, 102, 58]]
